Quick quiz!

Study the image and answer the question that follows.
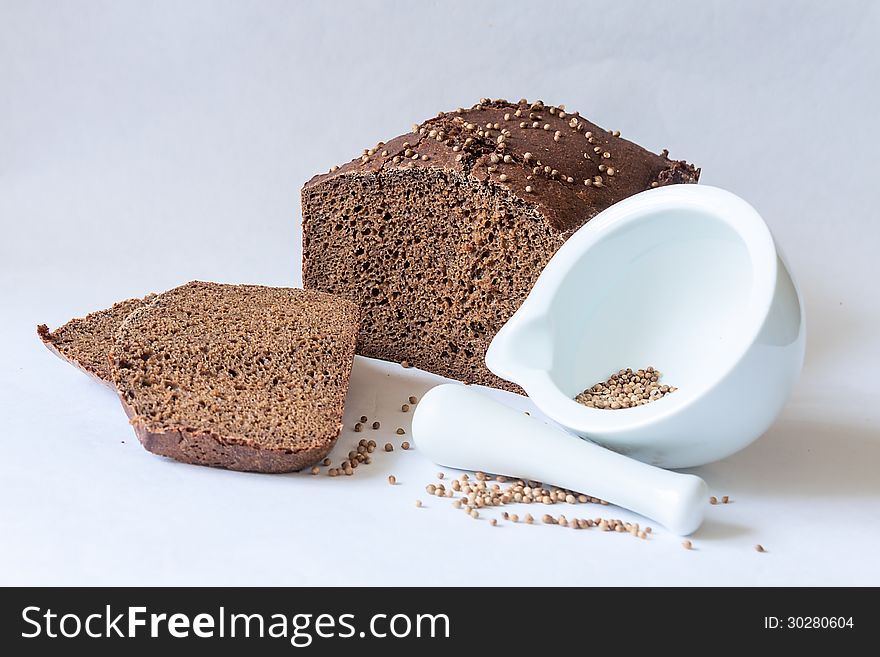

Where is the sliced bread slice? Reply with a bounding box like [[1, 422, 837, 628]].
[[37, 294, 156, 384], [109, 281, 359, 473]]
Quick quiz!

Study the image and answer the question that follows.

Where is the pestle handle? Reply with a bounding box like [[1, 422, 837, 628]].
[[411, 384, 707, 535]]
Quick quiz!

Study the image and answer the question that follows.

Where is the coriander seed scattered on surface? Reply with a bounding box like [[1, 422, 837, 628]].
[[755, 544, 766, 553], [354, 423, 362, 432], [436, 472, 444, 480], [388, 475, 396, 485], [401, 404, 410, 412], [408, 395, 418, 404], [490, 518, 497, 526], [360, 415, 368, 423], [322, 458, 331, 466], [682, 540, 693, 550], [415, 500, 422, 508], [372, 421, 380, 430], [722, 495, 730, 504], [384, 443, 393, 452], [310, 466, 320, 475], [401, 441, 410, 450], [710, 496, 718, 505], [396, 428, 405, 435]]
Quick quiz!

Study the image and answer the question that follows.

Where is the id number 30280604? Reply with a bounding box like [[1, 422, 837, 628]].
[[764, 617, 854, 630]]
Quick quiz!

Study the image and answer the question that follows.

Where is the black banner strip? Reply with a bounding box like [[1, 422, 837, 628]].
[[0, 587, 867, 652]]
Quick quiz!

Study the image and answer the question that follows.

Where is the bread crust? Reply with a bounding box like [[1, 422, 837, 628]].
[[303, 98, 700, 232]]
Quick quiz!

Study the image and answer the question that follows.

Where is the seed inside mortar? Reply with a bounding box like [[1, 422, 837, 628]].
[[575, 366, 676, 410]]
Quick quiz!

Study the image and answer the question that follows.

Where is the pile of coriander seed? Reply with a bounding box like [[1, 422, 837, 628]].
[[414, 470, 653, 541], [575, 366, 676, 410]]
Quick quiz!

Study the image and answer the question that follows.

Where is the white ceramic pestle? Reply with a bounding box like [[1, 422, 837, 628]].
[[413, 384, 708, 535]]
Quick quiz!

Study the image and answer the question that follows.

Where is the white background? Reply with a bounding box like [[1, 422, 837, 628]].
[[2, 0, 878, 585]]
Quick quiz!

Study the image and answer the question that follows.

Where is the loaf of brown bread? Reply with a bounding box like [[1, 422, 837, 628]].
[[109, 281, 359, 473], [37, 294, 156, 384], [302, 98, 699, 390]]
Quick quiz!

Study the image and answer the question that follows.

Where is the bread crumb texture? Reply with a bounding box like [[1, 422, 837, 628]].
[[109, 281, 359, 473]]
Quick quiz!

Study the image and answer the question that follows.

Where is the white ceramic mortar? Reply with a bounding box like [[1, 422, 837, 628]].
[[413, 185, 805, 534]]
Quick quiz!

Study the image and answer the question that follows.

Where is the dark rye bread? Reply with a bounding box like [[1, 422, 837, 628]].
[[109, 281, 359, 473], [37, 294, 156, 384], [302, 98, 699, 391]]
